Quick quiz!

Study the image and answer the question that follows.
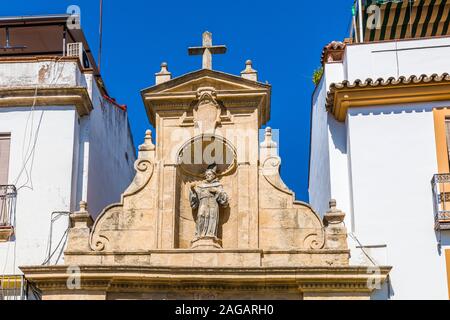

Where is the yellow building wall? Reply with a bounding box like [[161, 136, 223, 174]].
[[446, 250, 450, 299], [433, 108, 450, 174]]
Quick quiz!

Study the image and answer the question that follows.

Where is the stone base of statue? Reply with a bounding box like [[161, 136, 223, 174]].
[[191, 236, 222, 249]]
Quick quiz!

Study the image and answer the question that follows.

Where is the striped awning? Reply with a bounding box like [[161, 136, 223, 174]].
[[359, 0, 450, 42], [0, 275, 23, 290]]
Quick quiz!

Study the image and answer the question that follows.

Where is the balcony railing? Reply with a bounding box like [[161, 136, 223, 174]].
[[0, 276, 27, 300], [0, 185, 17, 241], [431, 174, 450, 231]]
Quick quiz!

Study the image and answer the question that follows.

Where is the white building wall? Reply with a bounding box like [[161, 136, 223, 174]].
[[0, 106, 77, 274], [310, 62, 353, 222], [344, 37, 450, 82], [309, 78, 331, 216], [0, 60, 85, 87], [310, 37, 450, 299], [0, 59, 136, 275], [347, 102, 449, 299], [84, 75, 136, 217]]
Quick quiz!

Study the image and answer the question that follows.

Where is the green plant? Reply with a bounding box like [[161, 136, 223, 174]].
[[312, 67, 324, 85]]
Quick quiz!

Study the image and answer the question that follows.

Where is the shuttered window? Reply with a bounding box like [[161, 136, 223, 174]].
[[0, 134, 11, 227], [0, 134, 11, 185]]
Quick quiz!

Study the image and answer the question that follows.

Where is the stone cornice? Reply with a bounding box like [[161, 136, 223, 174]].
[[21, 265, 391, 293], [64, 248, 349, 255], [0, 86, 93, 116], [326, 73, 450, 122]]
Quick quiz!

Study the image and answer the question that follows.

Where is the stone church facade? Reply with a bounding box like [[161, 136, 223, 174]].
[[21, 33, 391, 300]]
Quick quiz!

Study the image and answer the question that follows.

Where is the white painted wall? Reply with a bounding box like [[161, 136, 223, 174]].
[[310, 37, 450, 299], [84, 75, 136, 217], [0, 106, 76, 274], [309, 62, 348, 217], [347, 102, 449, 299], [344, 37, 450, 82], [309, 79, 331, 216], [0, 60, 85, 87], [0, 60, 136, 276]]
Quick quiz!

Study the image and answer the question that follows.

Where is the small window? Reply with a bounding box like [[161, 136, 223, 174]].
[[0, 134, 15, 231]]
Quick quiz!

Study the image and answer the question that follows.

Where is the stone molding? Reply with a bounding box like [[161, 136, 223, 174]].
[[20, 265, 392, 295], [0, 86, 93, 116], [326, 73, 450, 122]]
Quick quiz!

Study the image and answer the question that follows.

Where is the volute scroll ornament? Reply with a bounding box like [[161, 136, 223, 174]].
[[294, 202, 326, 250], [123, 130, 156, 197], [89, 205, 122, 252], [260, 127, 292, 195], [88, 130, 157, 252]]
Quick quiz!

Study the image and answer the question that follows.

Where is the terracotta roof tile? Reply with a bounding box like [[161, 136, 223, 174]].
[[326, 73, 450, 110], [321, 41, 346, 65]]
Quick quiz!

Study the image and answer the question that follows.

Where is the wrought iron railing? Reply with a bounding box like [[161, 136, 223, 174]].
[[431, 174, 450, 230], [0, 185, 17, 227]]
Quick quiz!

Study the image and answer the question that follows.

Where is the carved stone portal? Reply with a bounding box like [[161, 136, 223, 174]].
[[20, 57, 391, 300]]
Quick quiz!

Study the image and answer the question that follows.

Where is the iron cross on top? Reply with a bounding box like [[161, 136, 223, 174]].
[[188, 31, 227, 70]]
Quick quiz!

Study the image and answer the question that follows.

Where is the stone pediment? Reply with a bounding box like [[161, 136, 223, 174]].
[[141, 69, 271, 127]]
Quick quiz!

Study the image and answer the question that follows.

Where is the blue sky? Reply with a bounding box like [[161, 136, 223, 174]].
[[2, 1, 353, 201]]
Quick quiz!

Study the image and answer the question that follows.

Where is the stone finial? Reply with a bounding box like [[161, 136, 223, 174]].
[[241, 60, 258, 81], [155, 62, 172, 85], [260, 127, 278, 162], [79, 201, 87, 212], [134, 129, 156, 163], [323, 199, 348, 250], [260, 127, 277, 149], [329, 199, 337, 211], [139, 130, 156, 152], [70, 201, 93, 229], [324, 199, 345, 226]]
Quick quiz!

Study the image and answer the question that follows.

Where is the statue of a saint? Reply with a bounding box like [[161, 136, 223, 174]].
[[189, 166, 229, 242]]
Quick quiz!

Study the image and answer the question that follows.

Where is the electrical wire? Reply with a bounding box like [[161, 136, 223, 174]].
[[41, 227, 69, 266], [14, 56, 67, 191], [348, 232, 378, 266], [42, 211, 70, 266]]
